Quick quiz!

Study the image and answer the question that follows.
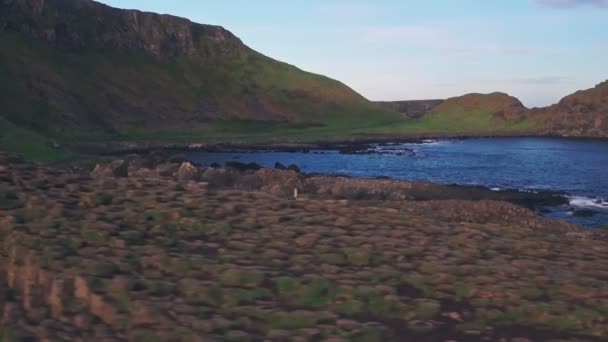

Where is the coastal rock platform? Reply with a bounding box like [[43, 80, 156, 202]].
[[1, 152, 607, 341]]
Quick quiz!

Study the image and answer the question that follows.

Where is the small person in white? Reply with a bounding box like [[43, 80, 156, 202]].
[[294, 188, 299, 200]]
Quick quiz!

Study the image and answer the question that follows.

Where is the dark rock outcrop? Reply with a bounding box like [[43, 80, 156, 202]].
[[225, 161, 262, 173]]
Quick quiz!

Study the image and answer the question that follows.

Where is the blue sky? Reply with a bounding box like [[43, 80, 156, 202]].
[[98, 0, 607, 107]]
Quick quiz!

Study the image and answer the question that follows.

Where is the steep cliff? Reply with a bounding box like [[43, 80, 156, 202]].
[[0, 0, 397, 137], [0, 0, 245, 57]]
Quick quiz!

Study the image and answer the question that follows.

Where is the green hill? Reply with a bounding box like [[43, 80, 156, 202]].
[[0, 0, 403, 158]]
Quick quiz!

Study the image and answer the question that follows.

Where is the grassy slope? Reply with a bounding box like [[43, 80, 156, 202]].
[[0, 33, 402, 130], [0, 117, 71, 161], [0, 32, 543, 161]]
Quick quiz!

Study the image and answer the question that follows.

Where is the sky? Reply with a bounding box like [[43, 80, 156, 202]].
[[98, 0, 608, 107]]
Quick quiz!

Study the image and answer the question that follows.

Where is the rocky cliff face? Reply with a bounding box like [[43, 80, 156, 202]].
[[0, 0, 245, 58], [529, 81, 608, 136]]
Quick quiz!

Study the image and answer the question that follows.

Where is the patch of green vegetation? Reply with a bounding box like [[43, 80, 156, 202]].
[[319, 253, 347, 265], [366, 296, 404, 318], [108, 288, 131, 313], [182, 208, 196, 218], [346, 249, 372, 266], [118, 230, 145, 245], [207, 285, 225, 307], [493, 307, 530, 324], [91, 261, 119, 277], [233, 288, 273, 304], [147, 281, 177, 297], [270, 311, 320, 330], [56, 238, 80, 258], [97, 193, 114, 205], [413, 302, 440, 320], [0, 327, 34, 342], [64, 298, 89, 314], [353, 325, 387, 342], [454, 283, 474, 302], [206, 224, 233, 241], [455, 320, 487, 332], [132, 330, 165, 342], [521, 288, 548, 301], [219, 269, 265, 288], [0, 188, 21, 210], [334, 300, 365, 316], [80, 228, 101, 242], [124, 253, 143, 272], [144, 211, 163, 223], [360, 104, 538, 137], [296, 278, 336, 308], [90, 278, 106, 293], [274, 277, 298, 294], [542, 315, 585, 332], [401, 276, 434, 297], [194, 306, 211, 319], [4, 288, 18, 302], [0, 117, 71, 161]]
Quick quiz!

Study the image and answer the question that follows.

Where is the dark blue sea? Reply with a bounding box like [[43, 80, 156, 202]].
[[186, 138, 608, 228]]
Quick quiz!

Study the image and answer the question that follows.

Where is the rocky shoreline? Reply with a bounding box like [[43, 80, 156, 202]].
[[2, 151, 608, 340], [90, 153, 572, 212]]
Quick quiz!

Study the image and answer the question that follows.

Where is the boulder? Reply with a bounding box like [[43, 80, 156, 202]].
[[91, 164, 111, 178], [287, 164, 301, 173], [202, 168, 237, 188], [91, 160, 128, 178], [274, 162, 287, 170], [255, 169, 304, 196], [112, 160, 129, 178], [225, 161, 262, 172], [177, 162, 200, 181]]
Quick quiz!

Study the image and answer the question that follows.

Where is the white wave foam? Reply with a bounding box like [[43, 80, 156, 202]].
[[490, 187, 502, 191], [569, 196, 608, 209], [420, 139, 450, 146]]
